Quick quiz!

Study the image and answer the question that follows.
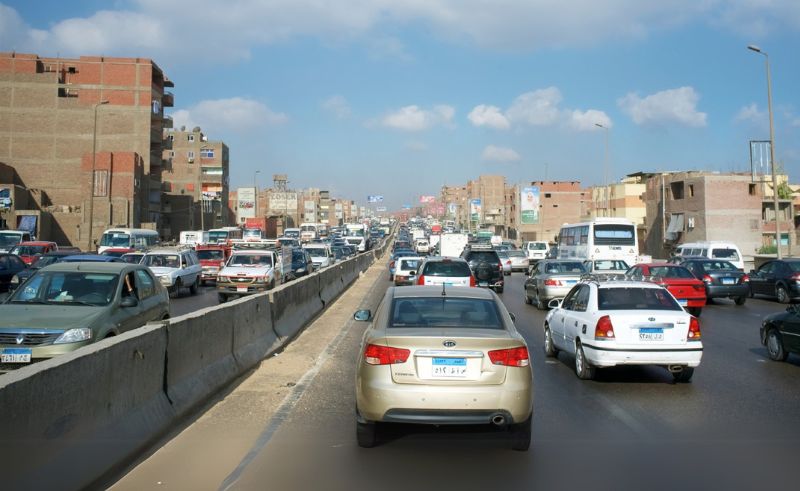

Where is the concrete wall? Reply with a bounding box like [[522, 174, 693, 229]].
[[0, 236, 390, 491]]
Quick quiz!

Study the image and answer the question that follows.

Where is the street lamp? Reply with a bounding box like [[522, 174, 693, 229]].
[[87, 100, 109, 250], [748, 44, 782, 259], [253, 170, 261, 217], [595, 123, 610, 217]]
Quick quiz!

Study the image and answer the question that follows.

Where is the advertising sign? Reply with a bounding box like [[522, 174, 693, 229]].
[[367, 195, 384, 203], [402, 204, 412, 210], [470, 198, 482, 222], [269, 192, 298, 214], [520, 186, 540, 225], [448, 203, 457, 215], [419, 195, 436, 204], [236, 187, 256, 220]]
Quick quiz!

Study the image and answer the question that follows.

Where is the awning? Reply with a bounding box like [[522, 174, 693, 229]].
[[665, 213, 684, 241]]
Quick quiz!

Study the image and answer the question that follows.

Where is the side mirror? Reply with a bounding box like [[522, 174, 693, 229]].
[[548, 298, 563, 309], [120, 296, 138, 308], [354, 309, 371, 321]]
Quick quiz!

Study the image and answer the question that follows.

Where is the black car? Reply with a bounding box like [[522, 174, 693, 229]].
[[760, 304, 800, 361], [287, 248, 313, 281], [8, 250, 80, 289], [749, 259, 800, 304], [0, 253, 28, 292], [679, 258, 749, 305], [460, 244, 504, 293]]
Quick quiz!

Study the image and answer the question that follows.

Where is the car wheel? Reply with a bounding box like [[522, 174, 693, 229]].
[[544, 326, 558, 358], [509, 415, 532, 451], [688, 307, 702, 317], [672, 367, 694, 383], [356, 419, 378, 448], [766, 328, 789, 361], [535, 290, 546, 310], [218, 293, 228, 304], [524, 292, 531, 305], [776, 285, 790, 304], [748, 285, 754, 298], [734, 296, 746, 306], [174, 278, 183, 296], [496, 286, 504, 294], [189, 278, 199, 295], [574, 342, 595, 380]]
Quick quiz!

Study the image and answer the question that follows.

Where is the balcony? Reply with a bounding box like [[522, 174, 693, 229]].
[[162, 115, 173, 129], [162, 91, 174, 107]]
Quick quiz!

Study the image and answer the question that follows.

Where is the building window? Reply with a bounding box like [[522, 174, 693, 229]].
[[187, 151, 195, 161], [188, 134, 195, 142], [545, 193, 552, 198], [168, 134, 174, 141], [169, 151, 175, 158], [749, 183, 756, 196], [688, 184, 694, 197], [670, 181, 684, 200], [93, 170, 108, 197], [152, 100, 161, 114], [200, 148, 215, 158]]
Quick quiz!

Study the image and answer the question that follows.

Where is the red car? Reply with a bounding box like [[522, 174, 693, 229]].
[[196, 244, 232, 285], [100, 247, 135, 258], [9, 241, 58, 265], [625, 263, 707, 316]]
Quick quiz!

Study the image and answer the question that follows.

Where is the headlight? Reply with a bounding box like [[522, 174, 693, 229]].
[[296, 268, 306, 273], [10, 274, 19, 285], [54, 328, 92, 344], [159, 276, 172, 285], [217, 276, 228, 282]]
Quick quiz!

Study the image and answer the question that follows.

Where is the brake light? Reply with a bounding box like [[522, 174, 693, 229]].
[[498, 263, 503, 272], [741, 274, 749, 283], [544, 279, 562, 286], [792, 273, 800, 281], [417, 275, 425, 285], [595, 315, 615, 339], [488, 346, 529, 367], [688, 317, 701, 341], [702, 274, 713, 284], [692, 284, 704, 291], [363, 344, 410, 365], [506, 260, 511, 266], [469, 275, 476, 287]]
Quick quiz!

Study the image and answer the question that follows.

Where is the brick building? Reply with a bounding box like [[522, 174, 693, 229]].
[[516, 181, 587, 243], [588, 174, 647, 226], [0, 52, 173, 246]]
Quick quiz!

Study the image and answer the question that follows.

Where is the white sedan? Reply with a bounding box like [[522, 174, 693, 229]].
[[543, 280, 702, 382]]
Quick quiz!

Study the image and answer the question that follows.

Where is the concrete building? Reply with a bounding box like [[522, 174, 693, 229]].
[[0, 52, 173, 246], [516, 181, 587, 243], [589, 174, 647, 226], [161, 126, 229, 237], [641, 172, 764, 258], [464, 175, 507, 234], [440, 184, 469, 228]]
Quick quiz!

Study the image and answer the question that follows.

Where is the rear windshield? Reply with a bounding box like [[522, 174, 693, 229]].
[[197, 250, 225, 261], [508, 251, 526, 258], [697, 261, 737, 272], [390, 297, 504, 329], [466, 251, 498, 263], [593, 260, 629, 271], [711, 248, 739, 261], [543, 262, 585, 274], [593, 224, 635, 246], [787, 262, 800, 273], [528, 242, 547, 250], [598, 288, 682, 311], [422, 261, 472, 277], [398, 259, 422, 271], [648, 266, 694, 279]]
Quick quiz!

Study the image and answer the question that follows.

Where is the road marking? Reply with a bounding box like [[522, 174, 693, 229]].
[[593, 392, 653, 439]]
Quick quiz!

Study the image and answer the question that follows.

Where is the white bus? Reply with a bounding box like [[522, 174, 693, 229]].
[[208, 227, 243, 244], [557, 218, 638, 266], [300, 223, 320, 242], [98, 228, 160, 253]]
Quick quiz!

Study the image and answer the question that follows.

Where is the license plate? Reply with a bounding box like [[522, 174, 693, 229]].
[[678, 299, 688, 306], [237, 286, 248, 293], [639, 328, 664, 341], [1, 348, 32, 363], [566, 280, 577, 284], [431, 357, 467, 377], [721, 278, 735, 285], [479, 282, 489, 287]]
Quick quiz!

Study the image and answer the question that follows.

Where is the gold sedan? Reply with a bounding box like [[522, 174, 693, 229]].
[[354, 286, 533, 450]]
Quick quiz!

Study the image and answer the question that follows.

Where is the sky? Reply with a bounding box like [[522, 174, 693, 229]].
[[2, 0, 799, 210]]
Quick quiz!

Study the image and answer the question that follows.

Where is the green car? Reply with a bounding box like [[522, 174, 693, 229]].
[[0, 262, 170, 371]]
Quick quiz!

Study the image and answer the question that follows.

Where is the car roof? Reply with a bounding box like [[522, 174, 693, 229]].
[[592, 280, 664, 290], [41, 251, 83, 257], [144, 248, 188, 254], [421, 256, 468, 263], [18, 241, 56, 246], [41, 261, 137, 273], [637, 263, 682, 267], [62, 254, 122, 262], [392, 285, 495, 299]]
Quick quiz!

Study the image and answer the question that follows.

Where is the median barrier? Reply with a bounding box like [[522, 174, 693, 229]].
[[269, 271, 324, 340], [319, 263, 346, 305], [0, 325, 175, 491], [230, 293, 280, 372]]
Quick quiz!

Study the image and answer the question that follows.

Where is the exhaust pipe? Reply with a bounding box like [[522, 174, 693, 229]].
[[491, 414, 506, 426], [668, 365, 684, 373]]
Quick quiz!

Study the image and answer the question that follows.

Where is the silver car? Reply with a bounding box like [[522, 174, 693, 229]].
[[354, 286, 533, 450], [523, 259, 586, 310], [506, 250, 530, 272], [496, 250, 512, 276]]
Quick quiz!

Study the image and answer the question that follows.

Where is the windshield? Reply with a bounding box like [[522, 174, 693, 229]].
[[593, 260, 630, 271], [398, 259, 422, 271], [11, 245, 46, 255], [787, 262, 800, 273], [598, 287, 682, 311], [229, 254, 273, 267], [543, 262, 585, 274], [346, 238, 363, 245], [0, 233, 23, 248], [508, 251, 526, 258], [31, 255, 61, 269], [99, 232, 131, 247], [120, 254, 143, 264], [593, 224, 635, 246], [697, 261, 738, 272], [197, 250, 225, 261], [422, 261, 472, 277], [528, 243, 547, 251], [648, 266, 694, 279], [208, 231, 228, 243], [10, 271, 119, 306], [390, 297, 504, 329], [711, 248, 739, 261], [305, 248, 328, 258], [142, 254, 180, 268], [284, 230, 300, 239]]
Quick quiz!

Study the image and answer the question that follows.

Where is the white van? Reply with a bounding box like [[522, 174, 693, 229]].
[[675, 241, 744, 270], [179, 230, 209, 246], [524, 241, 550, 262], [98, 228, 160, 253]]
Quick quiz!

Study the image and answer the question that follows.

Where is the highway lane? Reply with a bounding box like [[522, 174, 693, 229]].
[[169, 284, 219, 317], [114, 268, 800, 490]]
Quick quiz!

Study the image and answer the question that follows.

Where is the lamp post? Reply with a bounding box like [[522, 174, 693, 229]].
[[595, 123, 610, 218], [253, 170, 261, 218], [748, 45, 782, 259], [87, 100, 109, 250]]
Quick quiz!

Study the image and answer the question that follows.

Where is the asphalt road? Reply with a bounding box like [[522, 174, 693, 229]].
[[169, 283, 220, 317], [115, 269, 800, 490]]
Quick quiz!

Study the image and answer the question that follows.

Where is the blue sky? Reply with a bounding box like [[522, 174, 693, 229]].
[[2, 0, 799, 209]]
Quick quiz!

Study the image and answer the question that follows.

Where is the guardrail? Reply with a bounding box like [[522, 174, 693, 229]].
[[0, 235, 392, 491]]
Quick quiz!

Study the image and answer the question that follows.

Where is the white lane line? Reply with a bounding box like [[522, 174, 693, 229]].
[[593, 392, 653, 439]]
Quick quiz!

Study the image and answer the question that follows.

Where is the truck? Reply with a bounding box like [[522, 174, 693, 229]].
[[195, 244, 232, 285], [245, 217, 267, 233], [300, 222, 319, 242], [179, 230, 209, 246], [439, 233, 468, 258]]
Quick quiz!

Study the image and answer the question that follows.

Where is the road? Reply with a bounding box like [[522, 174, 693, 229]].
[[169, 283, 219, 317], [112, 266, 800, 490]]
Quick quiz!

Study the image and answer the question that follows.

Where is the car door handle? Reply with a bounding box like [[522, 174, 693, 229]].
[[574, 321, 578, 326]]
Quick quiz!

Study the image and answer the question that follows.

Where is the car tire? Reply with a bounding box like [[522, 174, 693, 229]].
[[174, 278, 183, 296], [574, 342, 595, 380], [748, 285, 754, 298], [688, 307, 702, 317], [544, 326, 558, 358], [776, 285, 790, 304], [509, 415, 532, 451], [672, 367, 694, 383], [734, 296, 746, 306], [218, 293, 228, 304], [356, 419, 378, 448], [495, 286, 504, 294], [189, 278, 198, 295], [524, 293, 531, 305], [766, 328, 789, 361], [535, 290, 546, 310]]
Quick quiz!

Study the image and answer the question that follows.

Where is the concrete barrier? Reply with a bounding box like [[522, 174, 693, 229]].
[[319, 263, 346, 305], [230, 293, 280, 369], [269, 271, 324, 340], [0, 325, 175, 491]]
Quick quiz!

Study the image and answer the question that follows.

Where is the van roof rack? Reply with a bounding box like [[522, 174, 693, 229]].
[[579, 273, 626, 283]]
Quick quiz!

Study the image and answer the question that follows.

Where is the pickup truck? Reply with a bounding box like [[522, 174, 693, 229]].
[[196, 244, 232, 285]]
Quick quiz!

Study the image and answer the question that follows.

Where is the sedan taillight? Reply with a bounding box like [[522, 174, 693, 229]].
[[740, 274, 750, 283], [688, 317, 701, 341], [488, 346, 530, 367], [363, 344, 410, 365]]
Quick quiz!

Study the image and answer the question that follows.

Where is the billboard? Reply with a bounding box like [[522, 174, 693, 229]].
[[376, 206, 387, 212], [419, 195, 436, 204], [237, 187, 256, 220], [520, 186, 540, 225], [268, 192, 298, 214], [448, 203, 457, 215], [402, 204, 412, 210], [367, 195, 384, 203], [470, 198, 482, 222]]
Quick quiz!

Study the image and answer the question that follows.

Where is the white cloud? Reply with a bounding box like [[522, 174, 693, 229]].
[[367, 36, 413, 61], [735, 103, 765, 124], [482, 145, 521, 163], [618, 87, 707, 127], [506, 87, 563, 126], [405, 140, 429, 151], [569, 109, 613, 131], [172, 97, 287, 135], [713, 0, 800, 37], [381, 104, 455, 131], [322, 95, 352, 119], [468, 104, 510, 130]]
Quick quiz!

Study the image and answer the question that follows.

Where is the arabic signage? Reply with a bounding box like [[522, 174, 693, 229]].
[[520, 186, 540, 225], [237, 187, 256, 220], [470, 198, 482, 222], [419, 195, 436, 204]]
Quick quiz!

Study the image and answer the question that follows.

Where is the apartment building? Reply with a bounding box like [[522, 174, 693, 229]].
[[440, 184, 469, 228], [464, 175, 507, 234], [589, 174, 647, 226], [0, 52, 173, 246], [161, 126, 229, 237], [516, 181, 587, 243]]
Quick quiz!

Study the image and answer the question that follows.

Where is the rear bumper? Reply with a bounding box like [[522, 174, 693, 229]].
[[540, 285, 576, 300], [706, 284, 749, 298], [582, 343, 703, 368]]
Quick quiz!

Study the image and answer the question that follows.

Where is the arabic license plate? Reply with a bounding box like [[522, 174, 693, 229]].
[[479, 282, 489, 287], [678, 299, 688, 306], [566, 280, 577, 285], [237, 286, 249, 293], [1, 348, 32, 363], [721, 278, 735, 285], [431, 357, 467, 377], [639, 328, 664, 341]]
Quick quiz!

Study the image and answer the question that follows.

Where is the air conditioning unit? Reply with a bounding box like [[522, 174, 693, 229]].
[[687, 217, 695, 230], [187, 158, 194, 163]]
